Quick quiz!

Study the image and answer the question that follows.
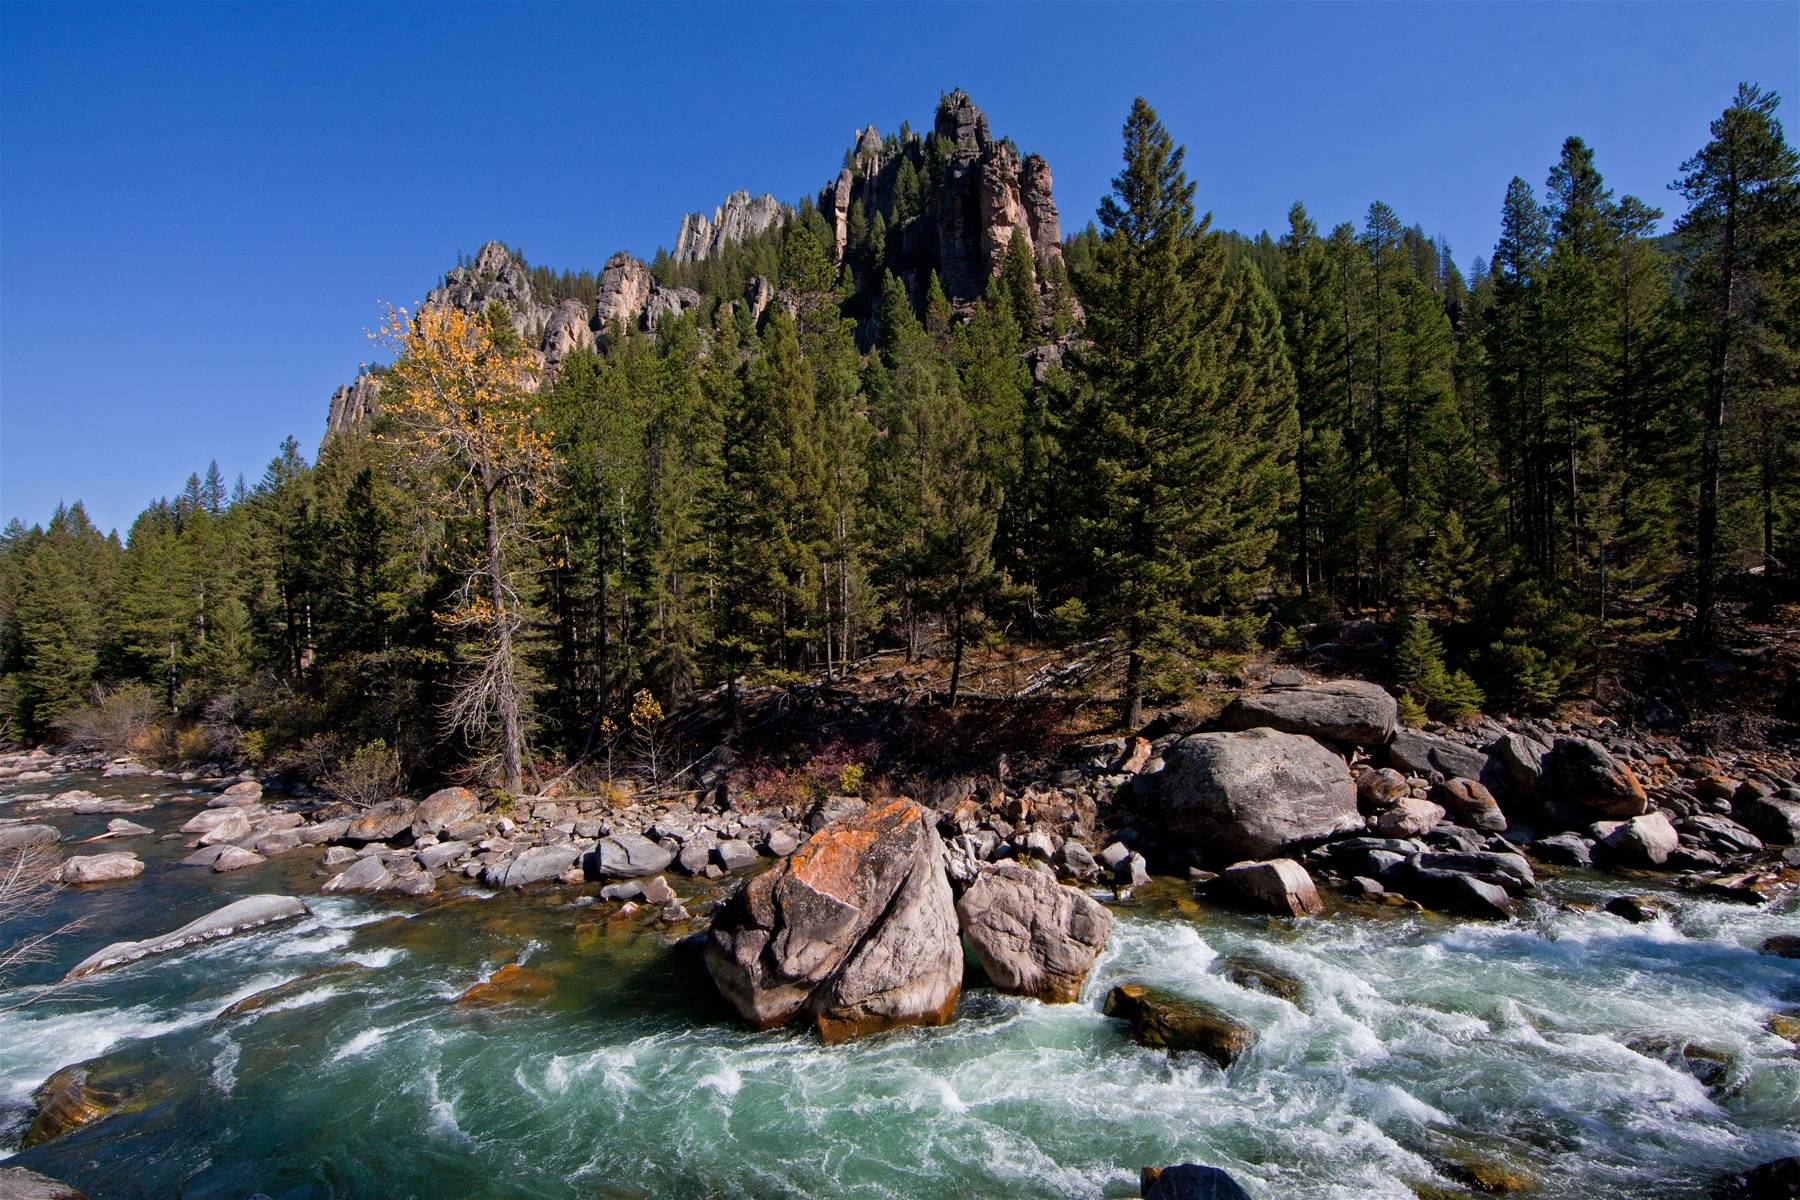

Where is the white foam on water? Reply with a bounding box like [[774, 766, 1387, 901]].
[[209, 1032, 239, 1095], [254, 984, 345, 1016], [270, 929, 352, 959], [329, 1026, 388, 1062], [0, 998, 216, 1104], [422, 1063, 471, 1143], [354, 947, 406, 969], [697, 1063, 742, 1098]]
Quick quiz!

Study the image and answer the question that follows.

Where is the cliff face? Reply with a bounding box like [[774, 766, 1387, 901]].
[[674, 191, 786, 264]]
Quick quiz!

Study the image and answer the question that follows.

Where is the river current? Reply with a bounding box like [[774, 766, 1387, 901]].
[[1, 770, 1796, 1199]]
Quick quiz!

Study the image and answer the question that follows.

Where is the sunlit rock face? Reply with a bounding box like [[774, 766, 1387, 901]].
[[704, 798, 962, 1041]]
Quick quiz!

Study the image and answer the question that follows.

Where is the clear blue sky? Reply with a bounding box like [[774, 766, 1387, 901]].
[[3, 1, 1795, 535]]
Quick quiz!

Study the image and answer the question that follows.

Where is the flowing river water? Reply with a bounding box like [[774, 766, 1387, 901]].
[[1, 771, 1797, 1199]]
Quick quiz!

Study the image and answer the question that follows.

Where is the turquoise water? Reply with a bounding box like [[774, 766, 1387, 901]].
[[2, 771, 1797, 1199]]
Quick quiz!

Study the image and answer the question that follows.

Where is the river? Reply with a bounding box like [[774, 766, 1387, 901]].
[[2, 770, 1796, 1199]]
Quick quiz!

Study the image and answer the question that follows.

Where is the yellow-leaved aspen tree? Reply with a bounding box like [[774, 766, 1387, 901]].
[[375, 303, 552, 794]]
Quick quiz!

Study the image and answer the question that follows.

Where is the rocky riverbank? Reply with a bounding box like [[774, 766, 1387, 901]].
[[4, 671, 1799, 1198]]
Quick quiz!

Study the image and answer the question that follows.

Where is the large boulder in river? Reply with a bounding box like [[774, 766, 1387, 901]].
[[591, 832, 675, 878], [1429, 777, 1507, 832], [64, 895, 308, 979], [60, 853, 143, 884], [1731, 792, 1800, 844], [1547, 737, 1647, 818], [955, 861, 1113, 1002], [705, 799, 962, 1042], [1387, 729, 1492, 785], [485, 843, 582, 888], [1159, 728, 1360, 862], [1596, 811, 1679, 867], [1219, 679, 1396, 746], [0, 825, 60, 853]]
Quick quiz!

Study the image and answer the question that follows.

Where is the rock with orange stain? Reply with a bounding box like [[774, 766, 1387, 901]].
[[454, 963, 555, 1008], [704, 799, 962, 1042]]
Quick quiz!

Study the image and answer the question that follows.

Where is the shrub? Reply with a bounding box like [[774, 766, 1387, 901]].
[[320, 739, 403, 809], [53, 683, 156, 754], [1397, 693, 1428, 728]]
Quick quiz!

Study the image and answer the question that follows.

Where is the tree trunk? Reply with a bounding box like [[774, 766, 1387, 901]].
[[947, 601, 966, 707], [479, 452, 524, 795], [1120, 614, 1143, 731], [1695, 178, 1738, 647]]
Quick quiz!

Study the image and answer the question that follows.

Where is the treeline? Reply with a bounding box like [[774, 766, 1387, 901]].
[[0, 87, 1793, 789]]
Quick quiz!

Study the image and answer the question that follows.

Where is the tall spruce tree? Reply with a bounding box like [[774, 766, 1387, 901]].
[[1673, 83, 1800, 641], [1068, 98, 1280, 728]]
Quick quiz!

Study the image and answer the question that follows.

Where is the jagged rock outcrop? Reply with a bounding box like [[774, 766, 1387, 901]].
[[596, 251, 699, 334], [595, 251, 655, 330], [814, 89, 1064, 306], [673, 190, 786, 263], [325, 370, 383, 436], [425, 240, 553, 343]]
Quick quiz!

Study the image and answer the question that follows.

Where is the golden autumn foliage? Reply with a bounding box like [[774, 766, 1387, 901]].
[[373, 304, 555, 494], [371, 302, 555, 793]]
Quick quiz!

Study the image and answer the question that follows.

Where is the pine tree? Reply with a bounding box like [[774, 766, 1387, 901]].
[[1000, 226, 1038, 329], [1672, 83, 1800, 641], [1068, 98, 1283, 727]]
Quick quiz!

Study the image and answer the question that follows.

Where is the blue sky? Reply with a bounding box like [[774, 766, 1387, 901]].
[[3, 1, 1795, 535]]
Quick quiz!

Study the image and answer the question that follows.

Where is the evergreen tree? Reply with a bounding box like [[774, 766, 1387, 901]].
[[1672, 83, 1800, 640], [1067, 98, 1285, 727]]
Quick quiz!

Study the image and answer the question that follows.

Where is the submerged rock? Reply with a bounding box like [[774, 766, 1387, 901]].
[[0, 824, 60, 852], [1218, 953, 1304, 1003], [20, 1064, 119, 1148], [1761, 935, 1800, 959], [1104, 983, 1253, 1068], [1140, 1164, 1253, 1200], [1218, 679, 1397, 745], [218, 962, 369, 1018], [1710, 1157, 1800, 1200], [455, 962, 555, 1008], [1603, 895, 1667, 924], [705, 799, 961, 1042], [64, 895, 309, 979], [955, 860, 1113, 1003], [1159, 728, 1360, 862]]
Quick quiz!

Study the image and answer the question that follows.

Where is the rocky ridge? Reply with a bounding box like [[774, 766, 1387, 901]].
[[323, 90, 1065, 436], [673, 190, 786, 263]]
